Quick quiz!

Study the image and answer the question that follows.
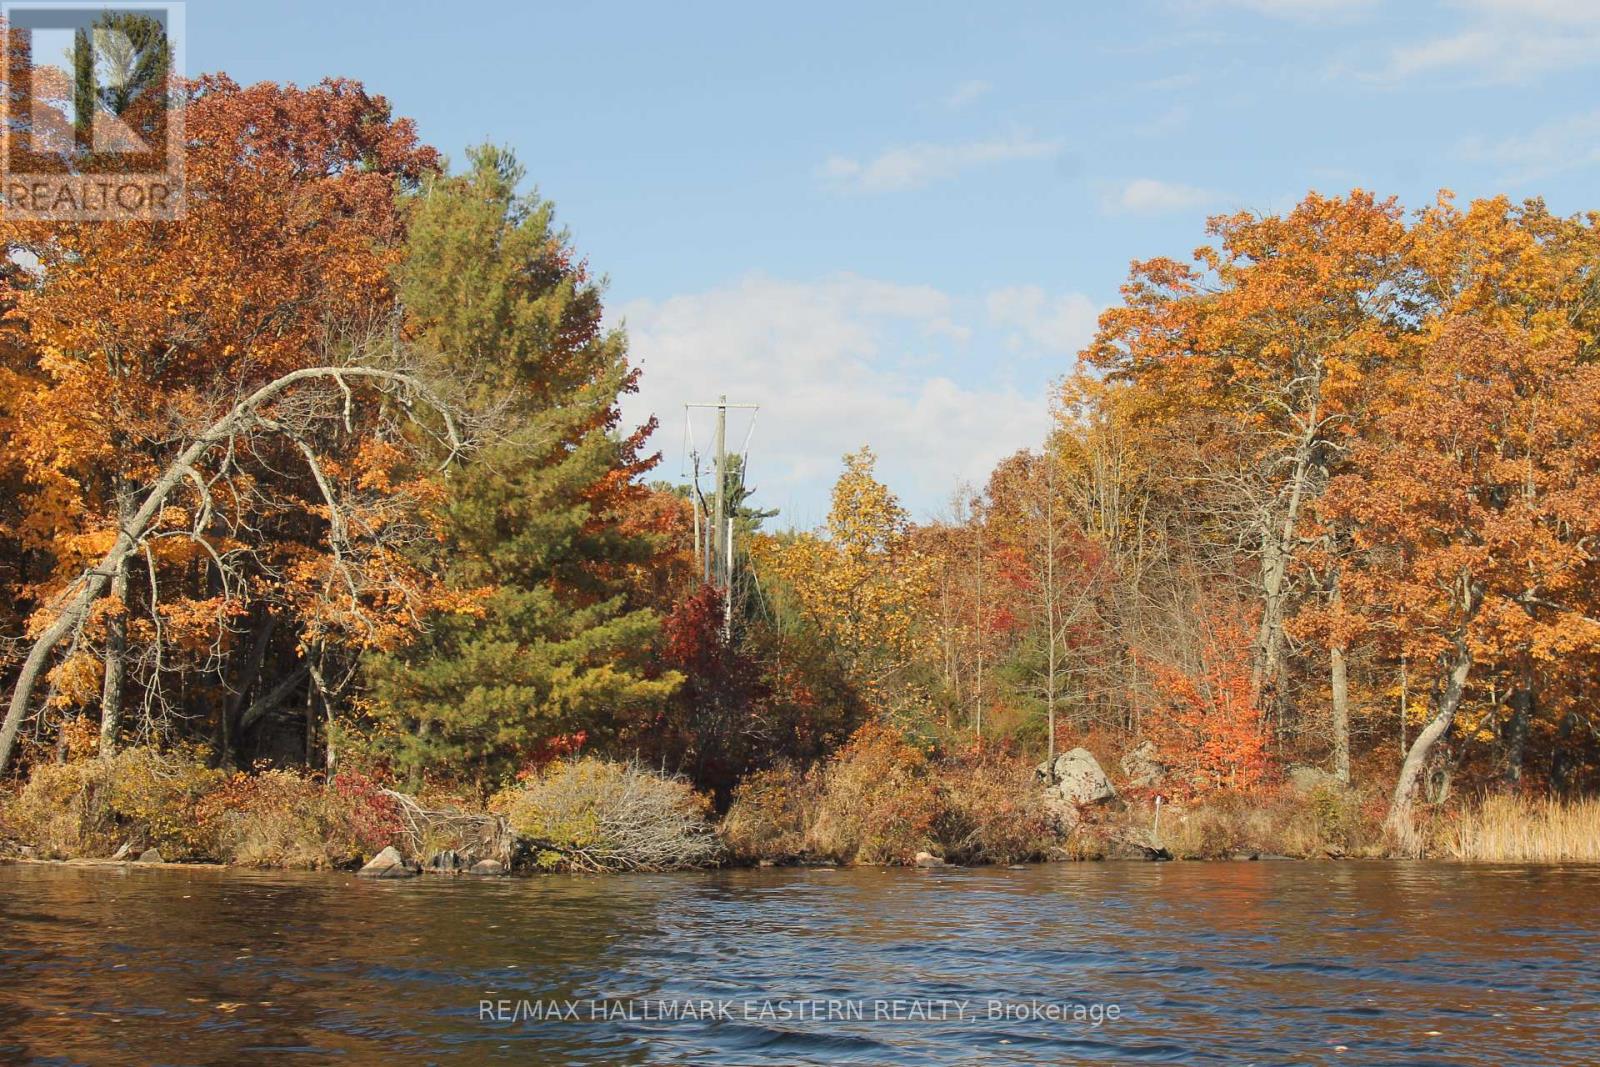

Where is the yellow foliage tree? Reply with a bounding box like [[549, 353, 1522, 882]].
[[757, 448, 932, 704]]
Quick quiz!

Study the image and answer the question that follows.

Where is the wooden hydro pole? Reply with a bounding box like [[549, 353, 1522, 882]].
[[686, 395, 758, 640]]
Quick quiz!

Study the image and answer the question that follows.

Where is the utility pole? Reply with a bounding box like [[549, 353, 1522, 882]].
[[685, 397, 759, 640], [713, 395, 728, 592]]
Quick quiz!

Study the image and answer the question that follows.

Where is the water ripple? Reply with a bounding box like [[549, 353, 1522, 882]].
[[1, 860, 1597, 1064]]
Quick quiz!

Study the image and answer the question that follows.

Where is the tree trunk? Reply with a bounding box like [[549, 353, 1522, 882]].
[[98, 540, 131, 757], [1505, 660, 1532, 788], [1384, 639, 1473, 856], [1330, 641, 1350, 784], [1251, 417, 1319, 712], [222, 611, 278, 768]]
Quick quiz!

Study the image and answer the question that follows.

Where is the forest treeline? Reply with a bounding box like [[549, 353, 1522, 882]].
[[1, 72, 1598, 857]]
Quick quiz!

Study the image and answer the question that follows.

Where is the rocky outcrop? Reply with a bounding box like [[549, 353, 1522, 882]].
[[1036, 748, 1117, 833], [1119, 741, 1166, 790], [468, 859, 506, 876], [357, 845, 418, 879], [136, 848, 163, 864], [913, 851, 946, 868], [1037, 748, 1117, 806]]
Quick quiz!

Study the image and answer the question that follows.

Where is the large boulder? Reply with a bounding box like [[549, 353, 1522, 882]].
[[1119, 741, 1166, 790], [467, 859, 506, 877], [357, 845, 418, 879], [1041, 791, 1081, 834], [136, 848, 164, 864], [1037, 748, 1117, 806], [1286, 765, 1339, 796]]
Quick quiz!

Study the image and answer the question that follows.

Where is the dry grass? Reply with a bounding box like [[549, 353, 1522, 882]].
[[936, 755, 1059, 865], [1140, 784, 1383, 860], [1445, 795, 1600, 863]]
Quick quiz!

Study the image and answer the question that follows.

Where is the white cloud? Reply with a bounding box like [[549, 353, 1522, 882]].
[[1460, 108, 1600, 182], [817, 130, 1061, 194], [616, 274, 1053, 522], [1461, 0, 1600, 22], [985, 286, 1100, 356], [1105, 177, 1215, 214], [1366, 0, 1600, 85], [944, 79, 993, 108]]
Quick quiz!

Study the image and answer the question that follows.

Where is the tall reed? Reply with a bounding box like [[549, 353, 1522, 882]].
[[1447, 795, 1600, 863]]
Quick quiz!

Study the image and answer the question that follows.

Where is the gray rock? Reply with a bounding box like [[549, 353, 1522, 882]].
[[467, 859, 505, 876], [1041, 791, 1082, 834], [136, 848, 163, 864], [18, 845, 38, 860], [1104, 828, 1171, 861], [1119, 740, 1166, 789], [1037, 748, 1117, 806], [357, 845, 418, 879], [1286, 765, 1338, 796], [913, 851, 945, 868]]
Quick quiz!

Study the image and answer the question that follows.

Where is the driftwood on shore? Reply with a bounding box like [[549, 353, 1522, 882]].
[[380, 789, 514, 867]]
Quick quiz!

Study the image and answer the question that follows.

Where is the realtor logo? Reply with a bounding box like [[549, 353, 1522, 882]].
[[2, 2, 186, 220]]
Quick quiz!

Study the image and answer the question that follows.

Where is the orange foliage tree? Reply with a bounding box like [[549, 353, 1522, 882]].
[[1142, 607, 1270, 796]]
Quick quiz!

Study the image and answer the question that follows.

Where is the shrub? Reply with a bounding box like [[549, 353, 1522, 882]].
[[3, 746, 226, 859], [3, 761, 114, 857], [808, 722, 941, 864], [205, 769, 333, 868], [327, 769, 406, 857], [720, 762, 818, 863], [936, 754, 1058, 865], [202, 767, 405, 869], [497, 758, 721, 872]]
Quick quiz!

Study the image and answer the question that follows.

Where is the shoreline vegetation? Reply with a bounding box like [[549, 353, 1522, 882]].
[[4, 735, 1597, 873], [1, 37, 1597, 884]]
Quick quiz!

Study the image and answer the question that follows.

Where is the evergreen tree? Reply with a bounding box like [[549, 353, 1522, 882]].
[[366, 146, 679, 791]]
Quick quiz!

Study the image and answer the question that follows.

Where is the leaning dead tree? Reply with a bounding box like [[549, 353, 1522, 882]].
[[0, 362, 471, 774]]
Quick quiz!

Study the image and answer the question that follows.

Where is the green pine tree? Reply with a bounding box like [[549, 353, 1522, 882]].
[[366, 145, 679, 792]]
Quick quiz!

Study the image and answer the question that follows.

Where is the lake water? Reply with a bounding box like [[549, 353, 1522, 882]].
[[1, 861, 1596, 1065]]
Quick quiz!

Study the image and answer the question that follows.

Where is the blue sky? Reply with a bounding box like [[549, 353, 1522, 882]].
[[193, 0, 1600, 525]]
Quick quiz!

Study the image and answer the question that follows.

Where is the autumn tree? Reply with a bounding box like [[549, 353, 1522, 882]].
[[981, 448, 1110, 759], [1088, 191, 1413, 745], [0, 76, 440, 770], [1327, 318, 1600, 850], [757, 448, 932, 715]]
